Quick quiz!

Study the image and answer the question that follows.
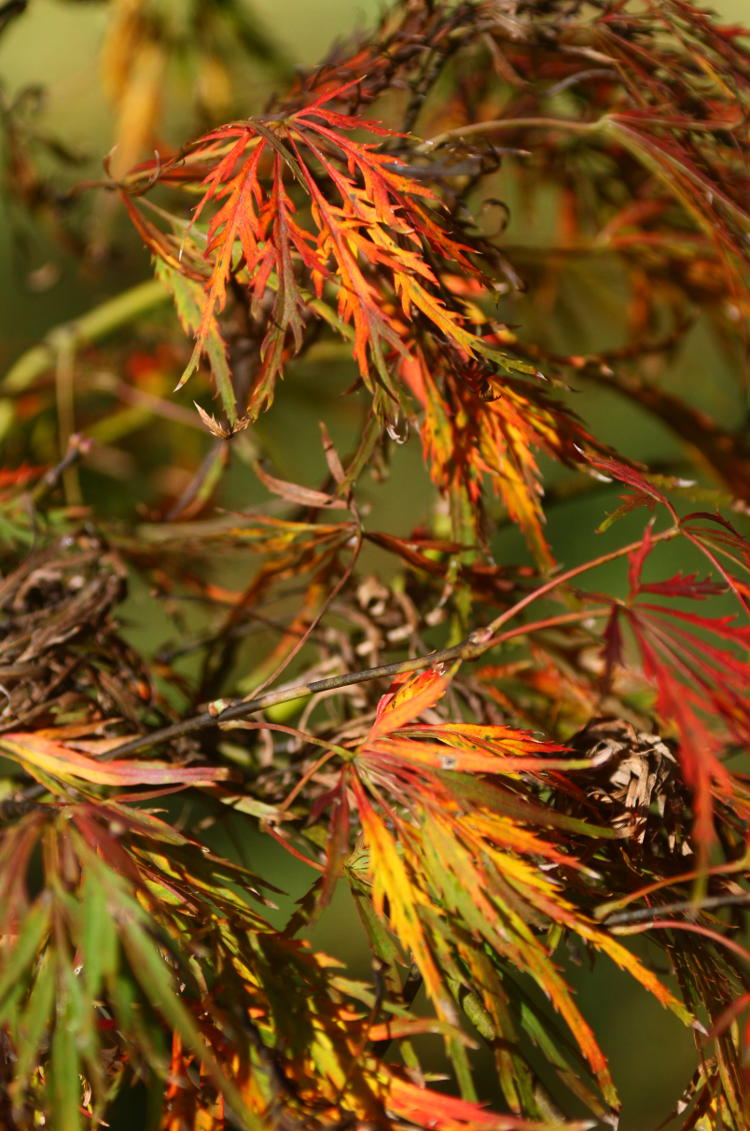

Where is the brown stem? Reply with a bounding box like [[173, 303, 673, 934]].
[[29, 433, 92, 507], [105, 526, 677, 761], [601, 893, 750, 927], [103, 637, 484, 759]]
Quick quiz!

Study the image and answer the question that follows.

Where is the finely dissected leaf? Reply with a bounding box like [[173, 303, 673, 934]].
[[368, 667, 451, 740], [0, 731, 231, 789], [5, 797, 521, 1129], [637, 572, 727, 600], [606, 110, 749, 270], [402, 354, 609, 565], [297, 670, 695, 1114], [353, 776, 455, 1022], [119, 917, 261, 1131], [4, 0, 750, 1127], [122, 85, 493, 418], [682, 511, 750, 614], [602, 525, 750, 845], [154, 258, 237, 425], [383, 1073, 594, 1131]]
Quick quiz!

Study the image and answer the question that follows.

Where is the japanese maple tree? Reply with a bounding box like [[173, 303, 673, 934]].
[[1, 0, 750, 1128]]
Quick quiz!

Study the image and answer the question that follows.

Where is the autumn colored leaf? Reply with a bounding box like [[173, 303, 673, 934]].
[[402, 352, 610, 565], [601, 533, 750, 847], [121, 84, 495, 421], [0, 731, 231, 790], [5, 0, 750, 1126], [314, 671, 696, 1114]]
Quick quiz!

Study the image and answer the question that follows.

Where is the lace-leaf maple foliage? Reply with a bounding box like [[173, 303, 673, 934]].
[[2, 0, 750, 1129]]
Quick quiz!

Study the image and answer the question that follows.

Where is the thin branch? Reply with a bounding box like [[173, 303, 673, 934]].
[[602, 893, 750, 927], [28, 433, 92, 507], [495, 606, 611, 644], [419, 115, 605, 153], [484, 524, 679, 637], [102, 640, 482, 759], [615, 919, 750, 967], [104, 526, 678, 760], [420, 110, 738, 155]]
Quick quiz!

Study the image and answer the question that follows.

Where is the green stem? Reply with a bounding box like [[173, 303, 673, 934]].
[[3, 278, 170, 393], [53, 329, 81, 505]]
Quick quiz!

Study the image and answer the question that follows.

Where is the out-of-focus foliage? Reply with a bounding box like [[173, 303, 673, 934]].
[[1, 1, 750, 1129]]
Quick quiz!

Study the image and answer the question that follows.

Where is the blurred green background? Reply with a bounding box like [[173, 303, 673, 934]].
[[1, 2, 748, 1127]]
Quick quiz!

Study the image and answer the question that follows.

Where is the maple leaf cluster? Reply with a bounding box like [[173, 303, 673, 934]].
[[1, 0, 750, 1129]]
